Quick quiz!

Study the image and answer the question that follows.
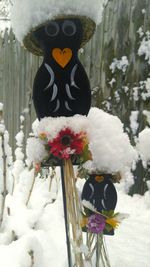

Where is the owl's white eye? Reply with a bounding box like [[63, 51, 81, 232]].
[[45, 22, 59, 37], [62, 21, 76, 36]]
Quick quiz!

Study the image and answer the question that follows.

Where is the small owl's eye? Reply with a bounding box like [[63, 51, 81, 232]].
[[45, 22, 59, 37], [62, 21, 76, 36]]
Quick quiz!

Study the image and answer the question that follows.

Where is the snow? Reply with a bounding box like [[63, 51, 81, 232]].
[[37, 114, 89, 141], [15, 131, 24, 147], [137, 26, 144, 38], [0, 167, 67, 267], [0, 102, 4, 111], [26, 137, 49, 164], [0, 20, 10, 33], [130, 111, 139, 135], [106, 189, 150, 267], [137, 128, 150, 164], [0, 105, 149, 267], [86, 108, 136, 174], [0, 171, 150, 267], [12, 129, 25, 181], [138, 31, 150, 64], [0, 0, 11, 19], [11, 0, 107, 44], [27, 115, 89, 163], [143, 110, 150, 125], [131, 79, 150, 102], [0, 129, 12, 171], [144, 78, 150, 98], [109, 78, 116, 88], [142, 9, 146, 14], [27, 108, 136, 176], [0, 104, 143, 266], [110, 56, 129, 73], [0, 3, 150, 265], [0, 1, 11, 32], [32, 119, 40, 137], [20, 115, 25, 124]]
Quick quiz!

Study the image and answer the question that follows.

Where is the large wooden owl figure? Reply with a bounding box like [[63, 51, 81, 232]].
[[30, 18, 92, 119]]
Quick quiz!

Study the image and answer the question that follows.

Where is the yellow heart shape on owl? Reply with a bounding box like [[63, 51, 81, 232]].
[[52, 48, 73, 68]]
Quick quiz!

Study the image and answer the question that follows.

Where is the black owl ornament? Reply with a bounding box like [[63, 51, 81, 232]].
[[31, 18, 91, 119], [81, 174, 117, 235]]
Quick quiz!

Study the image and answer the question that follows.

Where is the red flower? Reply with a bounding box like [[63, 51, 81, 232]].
[[48, 128, 86, 159]]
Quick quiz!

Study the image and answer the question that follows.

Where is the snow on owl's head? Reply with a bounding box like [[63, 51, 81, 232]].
[[32, 18, 83, 53]]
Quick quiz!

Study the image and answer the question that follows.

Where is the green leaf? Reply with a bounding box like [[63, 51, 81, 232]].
[[105, 223, 113, 232], [102, 210, 115, 217], [80, 144, 92, 163]]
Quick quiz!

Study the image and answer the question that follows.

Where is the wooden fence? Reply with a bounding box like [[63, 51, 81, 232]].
[[0, 0, 150, 193], [0, 28, 39, 148]]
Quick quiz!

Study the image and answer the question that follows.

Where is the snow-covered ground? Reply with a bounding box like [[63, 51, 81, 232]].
[[106, 189, 150, 267], [0, 106, 149, 267], [0, 172, 149, 267]]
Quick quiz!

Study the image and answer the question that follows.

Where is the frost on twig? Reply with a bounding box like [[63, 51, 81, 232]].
[[12, 115, 25, 194], [0, 104, 12, 227], [0, 104, 6, 227], [0, 131, 7, 227]]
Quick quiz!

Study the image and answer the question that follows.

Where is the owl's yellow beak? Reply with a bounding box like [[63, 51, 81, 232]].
[[52, 48, 73, 68]]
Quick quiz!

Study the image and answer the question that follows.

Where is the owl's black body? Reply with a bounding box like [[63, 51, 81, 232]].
[[32, 18, 91, 119], [81, 174, 117, 213], [33, 57, 91, 119]]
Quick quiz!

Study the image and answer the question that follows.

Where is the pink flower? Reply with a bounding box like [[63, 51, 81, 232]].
[[34, 163, 41, 173]]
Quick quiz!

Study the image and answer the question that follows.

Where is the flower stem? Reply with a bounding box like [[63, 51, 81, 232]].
[[49, 167, 56, 192], [26, 171, 36, 206]]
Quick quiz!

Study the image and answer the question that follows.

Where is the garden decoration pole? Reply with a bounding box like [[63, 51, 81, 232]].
[[60, 164, 72, 267]]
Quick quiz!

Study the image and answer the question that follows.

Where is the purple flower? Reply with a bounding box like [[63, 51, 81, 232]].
[[87, 214, 106, 234]]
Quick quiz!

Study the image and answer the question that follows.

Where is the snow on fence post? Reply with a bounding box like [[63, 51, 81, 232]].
[[0, 103, 13, 228]]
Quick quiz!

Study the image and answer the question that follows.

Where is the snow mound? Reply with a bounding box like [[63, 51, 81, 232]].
[[26, 137, 49, 164], [86, 108, 136, 174], [137, 128, 150, 164], [27, 108, 136, 175], [11, 0, 107, 43], [37, 114, 88, 141]]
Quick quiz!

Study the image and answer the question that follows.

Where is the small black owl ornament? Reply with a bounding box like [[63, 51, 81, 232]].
[[27, 17, 95, 119], [81, 174, 117, 235]]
